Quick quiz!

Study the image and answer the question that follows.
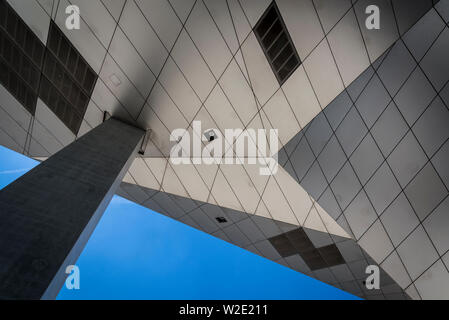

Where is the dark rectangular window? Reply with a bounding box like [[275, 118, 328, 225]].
[[39, 76, 82, 134], [39, 22, 98, 134], [0, 0, 44, 114], [0, 59, 37, 113], [46, 22, 97, 96], [254, 2, 301, 85], [0, 1, 97, 135]]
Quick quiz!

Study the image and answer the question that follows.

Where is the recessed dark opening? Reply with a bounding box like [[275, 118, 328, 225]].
[[0, 1, 97, 135], [216, 217, 227, 223], [0, 0, 44, 114], [254, 2, 301, 85], [47, 21, 96, 96], [39, 21, 98, 134]]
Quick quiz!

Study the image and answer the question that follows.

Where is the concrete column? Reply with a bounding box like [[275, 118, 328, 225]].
[[0, 118, 144, 299]]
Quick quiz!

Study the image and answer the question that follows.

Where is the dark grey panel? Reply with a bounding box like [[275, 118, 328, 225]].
[[269, 227, 345, 271], [371, 102, 408, 157], [289, 137, 315, 181], [269, 228, 345, 270], [318, 244, 345, 266], [435, 0, 449, 22], [387, 131, 427, 188], [420, 27, 449, 91], [349, 134, 383, 185], [377, 41, 415, 96], [324, 90, 353, 130], [269, 233, 298, 257], [330, 162, 362, 210], [402, 8, 445, 61], [305, 112, 333, 155], [394, 68, 437, 126], [318, 135, 346, 181], [301, 161, 328, 200], [412, 97, 449, 158], [405, 163, 448, 220], [335, 106, 368, 155], [431, 140, 449, 188], [365, 162, 401, 214], [355, 75, 390, 129], [392, 0, 433, 34]]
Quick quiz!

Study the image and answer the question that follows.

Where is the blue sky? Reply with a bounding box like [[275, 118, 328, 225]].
[[0, 145, 357, 300]]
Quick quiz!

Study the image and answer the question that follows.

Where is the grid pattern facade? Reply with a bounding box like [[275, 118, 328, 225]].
[[0, 0, 434, 159], [279, 5, 449, 299], [0, 0, 97, 138], [0, 0, 447, 300], [117, 181, 407, 300]]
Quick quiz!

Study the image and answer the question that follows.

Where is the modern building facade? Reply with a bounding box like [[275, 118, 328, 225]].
[[0, 0, 448, 300]]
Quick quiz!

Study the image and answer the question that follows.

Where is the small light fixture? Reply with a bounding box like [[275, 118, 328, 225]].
[[204, 129, 216, 142], [138, 129, 152, 155], [109, 73, 121, 87], [103, 111, 111, 122]]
